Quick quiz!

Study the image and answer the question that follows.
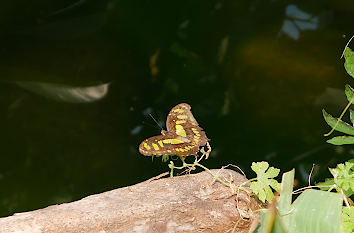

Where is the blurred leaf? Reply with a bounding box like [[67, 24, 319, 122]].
[[255, 208, 286, 233], [284, 190, 343, 233], [314, 87, 347, 109], [277, 169, 294, 223], [322, 110, 354, 136], [161, 155, 170, 162], [250, 161, 280, 203], [46, 0, 89, 17], [16, 81, 110, 103], [169, 42, 192, 58], [342, 207, 354, 233], [345, 84, 354, 103], [344, 47, 354, 78], [327, 136, 354, 145]]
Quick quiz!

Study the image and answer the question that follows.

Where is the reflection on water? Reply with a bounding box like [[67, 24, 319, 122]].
[[280, 5, 319, 40], [0, 0, 352, 217]]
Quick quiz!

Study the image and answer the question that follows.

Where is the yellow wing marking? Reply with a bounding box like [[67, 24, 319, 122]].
[[191, 127, 201, 136], [173, 109, 184, 113], [175, 125, 187, 137], [158, 141, 164, 147], [152, 143, 159, 151], [176, 148, 186, 152], [194, 135, 200, 142], [175, 120, 186, 124], [177, 115, 188, 119], [171, 138, 185, 144], [162, 139, 170, 144], [143, 143, 151, 150], [162, 139, 185, 144]]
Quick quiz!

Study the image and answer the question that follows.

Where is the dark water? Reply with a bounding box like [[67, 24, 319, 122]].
[[0, 0, 353, 217]]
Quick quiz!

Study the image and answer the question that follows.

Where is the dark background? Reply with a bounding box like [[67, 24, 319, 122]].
[[0, 0, 353, 217]]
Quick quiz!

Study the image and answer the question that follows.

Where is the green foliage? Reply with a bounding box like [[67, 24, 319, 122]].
[[329, 161, 354, 194], [317, 161, 354, 232], [327, 136, 354, 145], [317, 178, 335, 191], [342, 207, 354, 233], [255, 45, 354, 233], [344, 47, 354, 78], [323, 46, 354, 144], [250, 161, 280, 203], [323, 110, 354, 136], [350, 109, 354, 125], [345, 84, 354, 103], [322, 107, 354, 145], [255, 170, 344, 233]]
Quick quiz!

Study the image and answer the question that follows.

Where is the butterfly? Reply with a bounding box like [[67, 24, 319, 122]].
[[139, 103, 211, 160]]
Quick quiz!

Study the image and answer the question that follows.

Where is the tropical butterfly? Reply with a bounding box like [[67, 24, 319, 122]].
[[139, 103, 211, 160]]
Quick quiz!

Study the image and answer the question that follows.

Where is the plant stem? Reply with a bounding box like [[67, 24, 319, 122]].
[[324, 99, 353, 136], [194, 162, 231, 187]]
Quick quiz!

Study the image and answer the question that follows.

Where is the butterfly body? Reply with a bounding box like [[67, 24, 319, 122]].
[[139, 103, 211, 158]]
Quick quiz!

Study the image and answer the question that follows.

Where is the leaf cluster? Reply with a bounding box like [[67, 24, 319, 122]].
[[323, 47, 354, 144], [329, 161, 354, 194], [255, 169, 345, 233]]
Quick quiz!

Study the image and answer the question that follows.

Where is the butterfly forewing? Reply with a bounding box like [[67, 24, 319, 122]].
[[139, 103, 210, 157]]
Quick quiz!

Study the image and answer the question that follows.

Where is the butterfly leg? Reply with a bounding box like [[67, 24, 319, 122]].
[[195, 154, 205, 163], [200, 142, 211, 159]]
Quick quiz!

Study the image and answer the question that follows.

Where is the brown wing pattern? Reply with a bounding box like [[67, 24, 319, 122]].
[[139, 132, 199, 156], [139, 103, 210, 157]]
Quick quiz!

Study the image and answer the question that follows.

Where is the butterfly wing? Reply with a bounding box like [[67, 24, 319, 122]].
[[139, 131, 199, 156], [166, 103, 209, 149]]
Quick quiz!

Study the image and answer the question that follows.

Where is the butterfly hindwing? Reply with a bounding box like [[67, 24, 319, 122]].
[[166, 103, 208, 147]]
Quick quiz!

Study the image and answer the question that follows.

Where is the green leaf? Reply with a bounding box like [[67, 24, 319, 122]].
[[316, 178, 335, 191], [255, 209, 286, 233], [345, 84, 354, 103], [250, 161, 280, 203], [277, 169, 295, 227], [285, 190, 342, 233], [342, 207, 354, 233], [329, 162, 354, 193], [350, 109, 354, 126], [344, 47, 354, 78], [327, 136, 354, 145], [322, 109, 354, 136]]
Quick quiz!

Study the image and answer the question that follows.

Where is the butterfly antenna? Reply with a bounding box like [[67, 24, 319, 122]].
[[149, 113, 164, 130], [142, 121, 160, 130]]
